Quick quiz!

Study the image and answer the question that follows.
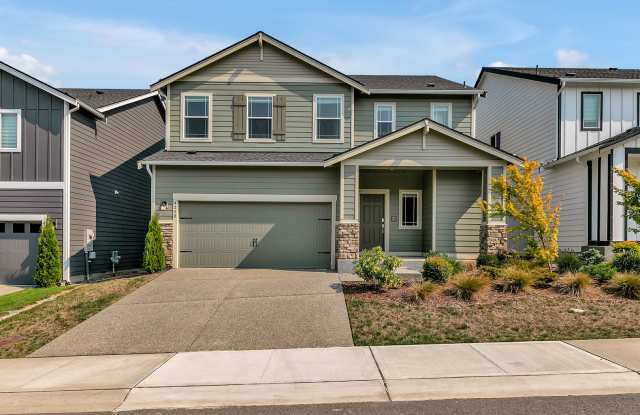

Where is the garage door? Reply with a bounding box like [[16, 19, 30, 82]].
[[179, 202, 332, 269], [0, 222, 41, 285]]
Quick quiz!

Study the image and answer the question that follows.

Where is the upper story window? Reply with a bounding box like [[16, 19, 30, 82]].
[[399, 190, 422, 230], [581, 92, 602, 131], [0, 109, 21, 152], [247, 95, 273, 141], [313, 95, 343, 143], [430, 102, 452, 128], [490, 131, 501, 149], [182, 94, 211, 141], [374, 102, 396, 138]]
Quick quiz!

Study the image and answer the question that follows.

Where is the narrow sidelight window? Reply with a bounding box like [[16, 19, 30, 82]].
[[314, 95, 343, 142], [0, 109, 21, 152], [431, 103, 452, 127], [374, 103, 395, 138], [581, 92, 602, 131], [399, 190, 422, 230], [182, 95, 210, 140], [247, 95, 273, 140]]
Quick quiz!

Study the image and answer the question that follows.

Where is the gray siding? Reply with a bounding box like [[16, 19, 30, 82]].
[[354, 95, 472, 146], [545, 163, 587, 251], [435, 170, 483, 256], [476, 72, 558, 163], [342, 165, 357, 220], [0, 69, 64, 181], [422, 170, 433, 252], [69, 98, 165, 277], [155, 166, 340, 221]]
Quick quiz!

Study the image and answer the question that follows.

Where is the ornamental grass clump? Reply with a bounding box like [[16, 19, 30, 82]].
[[409, 281, 438, 302], [445, 272, 489, 301], [493, 266, 535, 293], [554, 273, 591, 296], [556, 252, 582, 274], [353, 246, 402, 288], [605, 274, 640, 299]]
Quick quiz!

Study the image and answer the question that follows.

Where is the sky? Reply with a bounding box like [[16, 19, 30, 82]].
[[0, 0, 637, 88]]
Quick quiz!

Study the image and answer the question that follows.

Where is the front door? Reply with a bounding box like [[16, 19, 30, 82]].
[[360, 194, 385, 250]]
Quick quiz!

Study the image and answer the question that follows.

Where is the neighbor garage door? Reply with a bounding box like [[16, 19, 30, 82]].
[[179, 202, 332, 269], [0, 222, 41, 285]]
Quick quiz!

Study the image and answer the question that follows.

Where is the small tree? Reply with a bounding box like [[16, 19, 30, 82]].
[[481, 159, 560, 270], [613, 167, 640, 233], [33, 217, 61, 287], [143, 214, 166, 273]]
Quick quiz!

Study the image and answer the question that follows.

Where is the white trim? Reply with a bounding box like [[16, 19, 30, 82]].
[[0, 214, 46, 222], [398, 189, 423, 230], [180, 92, 213, 142], [97, 91, 159, 112], [150, 32, 369, 94], [432, 169, 437, 251], [350, 87, 355, 148], [359, 188, 390, 252], [172, 193, 337, 270], [373, 102, 396, 139], [430, 102, 453, 128], [313, 94, 344, 144], [62, 102, 74, 282], [339, 163, 345, 221], [369, 89, 485, 95], [245, 94, 275, 142], [343, 160, 509, 168], [0, 181, 63, 189], [139, 160, 324, 167], [561, 78, 640, 84], [0, 109, 21, 152], [324, 119, 522, 166], [471, 94, 477, 138], [0, 61, 76, 105], [148, 165, 156, 215], [354, 165, 359, 220], [165, 85, 171, 150]]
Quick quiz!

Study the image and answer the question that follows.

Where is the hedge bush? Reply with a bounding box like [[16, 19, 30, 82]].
[[422, 256, 455, 283], [143, 214, 166, 273], [354, 246, 402, 288], [33, 218, 61, 287], [581, 263, 616, 284]]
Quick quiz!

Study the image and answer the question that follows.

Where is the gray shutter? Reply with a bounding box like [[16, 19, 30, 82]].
[[232, 95, 246, 141], [273, 95, 287, 141]]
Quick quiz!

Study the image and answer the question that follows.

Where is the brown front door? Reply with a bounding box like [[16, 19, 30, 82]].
[[360, 194, 384, 250]]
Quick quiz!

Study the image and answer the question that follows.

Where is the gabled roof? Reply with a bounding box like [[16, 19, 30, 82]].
[[60, 88, 156, 111], [150, 31, 369, 93], [476, 66, 640, 88], [324, 118, 522, 167], [350, 75, 482, 94], [546, 127, 640, 167]]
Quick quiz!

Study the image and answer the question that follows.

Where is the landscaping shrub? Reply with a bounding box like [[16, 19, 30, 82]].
[[446, 273, 489, 301], [422, 255, 455, 283], [426, 251, 464, 273], [556, 252, 582, 274], [605, 274, 640, 299], [33, 218, 61, 288], [612, 252, 640, 273], [493, 266, 535, 293], [143, 214, 166, 273], [479, 265, 503, 279], [577, 248, 604, 266], [354, 246, 402, 288], [531, 269, 558, 289], [476, 253, 501, 267], [554, 273, 591, 296], [581, 262, 617, 284], [410, 281, 438, 301], [612, 241, 640, 256]]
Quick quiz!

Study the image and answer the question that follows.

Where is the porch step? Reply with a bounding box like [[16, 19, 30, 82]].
[[397, 267, 422, 281], [397, 257, 424, 281]]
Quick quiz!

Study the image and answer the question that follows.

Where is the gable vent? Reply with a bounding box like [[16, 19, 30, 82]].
[[426, 82, 435, 87], [565, 72, 577, 77], [609, 67, 618, 71], [95, 90, 105, 94]]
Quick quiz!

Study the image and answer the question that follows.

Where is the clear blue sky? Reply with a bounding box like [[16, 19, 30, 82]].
[[0, 0, 637, 88]]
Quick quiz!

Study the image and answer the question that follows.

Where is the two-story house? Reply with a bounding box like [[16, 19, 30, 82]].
[[139, 32, 520, 273], [0, 61, 164, 284], [475, 67, 640, 252]]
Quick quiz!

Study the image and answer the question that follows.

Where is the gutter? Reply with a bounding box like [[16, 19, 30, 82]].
[[76, 99, 105, 120], [368, 89, 485, 95], [137, 160, 325, 169]]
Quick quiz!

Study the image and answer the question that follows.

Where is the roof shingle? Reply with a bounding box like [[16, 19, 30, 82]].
[[350, 75, 472, 91], [494, 67, 640, 80], [141, 151, 336, 164], [60, 88, 151, 109]]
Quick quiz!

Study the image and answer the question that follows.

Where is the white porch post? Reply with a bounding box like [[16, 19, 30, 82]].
[[612, 147, 625, 241], [431, 168, 436, 251]]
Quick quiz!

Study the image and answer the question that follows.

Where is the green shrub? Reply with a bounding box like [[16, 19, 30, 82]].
[[426, 251, 464, 273], [423, 255, 455, 282], [556, 252, 582, 274], [493, 266, 535, 293], [476, 253, 501, 267], [33, 218, 61, 288], [446, 272, 489, 301], [354, 246, 402, 288], [143, 214, 166, 273], [410, 281, 438, 301], [532, 269, 558, 288], [581, 263, 617, 284], [605, 274, 640, 299], [577, 248, 604, 266], [612, 252, 640, 273], [612, 241, 640, 256], [554, 273, 591, 296], [479, 265, 503, 279]]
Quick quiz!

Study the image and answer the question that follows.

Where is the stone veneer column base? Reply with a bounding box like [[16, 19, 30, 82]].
[[159, 222, 174, 269], [336, 222, 359, 273], [480, 223, 507, 255]]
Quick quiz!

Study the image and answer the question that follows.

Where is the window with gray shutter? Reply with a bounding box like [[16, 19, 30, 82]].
[[232, 95, 246, 141], [273, 95, 287, 141]]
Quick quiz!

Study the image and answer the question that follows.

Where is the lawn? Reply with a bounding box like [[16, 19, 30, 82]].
[[0, 286, 68, 316], [0, 275, 154, 358], [344, 282, 640, 346]]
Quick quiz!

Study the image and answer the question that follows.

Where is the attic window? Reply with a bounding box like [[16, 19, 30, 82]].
[[426, 83, 435, 87], [95, 90, 104, 94], [609, 67, 618, 71]]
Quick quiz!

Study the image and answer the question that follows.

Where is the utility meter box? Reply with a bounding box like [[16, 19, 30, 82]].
[[84, 229, 96, 252]]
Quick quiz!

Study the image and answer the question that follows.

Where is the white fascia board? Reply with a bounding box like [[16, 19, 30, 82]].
[[369, 89, 485, 95], [138, 160, 325, 167], [97, 91, 159, 112], [0, 181, 64, 189], [173, 193, 337, 203], [0, 214, 47, 222], [560, 78, 640, 84], [0, 62, 76, 105]]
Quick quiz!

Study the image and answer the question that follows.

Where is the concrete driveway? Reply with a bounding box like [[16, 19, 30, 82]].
[[32, 269, 354, 357]]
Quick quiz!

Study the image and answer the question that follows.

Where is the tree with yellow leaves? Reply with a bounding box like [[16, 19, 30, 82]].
[[481, 159, 560, 270], [613, 167, 640, 233]]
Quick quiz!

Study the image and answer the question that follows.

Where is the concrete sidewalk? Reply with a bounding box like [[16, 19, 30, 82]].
[[1, 340, 639, 414]]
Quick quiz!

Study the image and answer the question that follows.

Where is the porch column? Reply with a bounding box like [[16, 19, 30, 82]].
[[480, 165, 508, 255], [159, 220, 174, 268], [611, 146, 625, 241], [337, 163, 359, 273]]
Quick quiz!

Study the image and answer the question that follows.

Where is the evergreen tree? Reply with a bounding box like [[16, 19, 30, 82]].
[[33, 218, 62, 287], [143, 214, 166, 273]]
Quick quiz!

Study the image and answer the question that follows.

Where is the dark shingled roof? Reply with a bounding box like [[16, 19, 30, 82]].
[[349, 75, 472, 91], [141, 151, 336, 164], [60, 88, 151, 109], [494, 67, 640, 80]]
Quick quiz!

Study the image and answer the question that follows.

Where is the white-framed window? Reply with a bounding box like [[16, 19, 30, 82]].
[[399, 190, 422, 230], [246, 94, 273, 141], [313, 94, 344, 143], [581, 92, 602, 131], [0, 109, 21, 152], [374, 102, 396, 138], [430, 102, 452, 128], [181, 93, 211, 141]]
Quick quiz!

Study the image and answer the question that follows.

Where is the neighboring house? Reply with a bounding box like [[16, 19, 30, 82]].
[[139, 31, 520, 273], [475, 67, 640, 252], [0, 61, 164, 284]]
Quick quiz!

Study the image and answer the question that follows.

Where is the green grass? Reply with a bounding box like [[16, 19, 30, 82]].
[[0, 286, 67, 315]]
